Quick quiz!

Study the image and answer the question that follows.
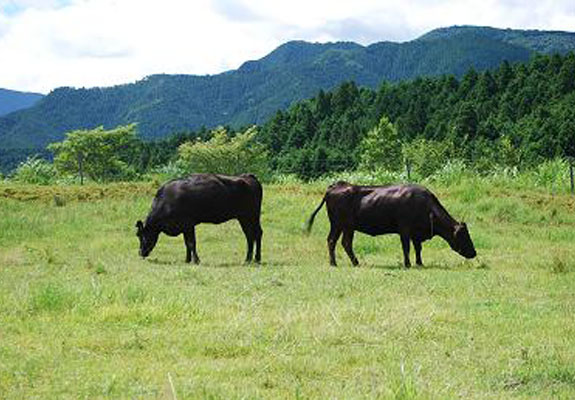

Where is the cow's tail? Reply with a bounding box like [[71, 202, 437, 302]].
[[305, 195, 327, 235]]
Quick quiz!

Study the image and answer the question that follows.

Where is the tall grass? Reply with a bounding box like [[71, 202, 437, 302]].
[[6, 157, 575, 198]]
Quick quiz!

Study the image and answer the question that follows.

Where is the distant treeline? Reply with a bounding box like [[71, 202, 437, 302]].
[[2, 52, 575, 178], [257, 52, 575, 177]]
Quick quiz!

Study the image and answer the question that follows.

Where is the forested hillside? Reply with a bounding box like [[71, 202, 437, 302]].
[[419, 26, 575, 54], [101, 52, 575, 180], [256, 52, 575, 177], [1, 26, 575, 154], [0, 88, 43, 117]]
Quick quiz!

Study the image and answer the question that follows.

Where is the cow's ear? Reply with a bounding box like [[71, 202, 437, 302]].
[[136, 220, 144, 231]]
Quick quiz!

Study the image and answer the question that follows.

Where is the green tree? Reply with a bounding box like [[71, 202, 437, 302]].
[[48, 124, 138, 183], [286, 103, 316, 149], [359, 116, 402, 171], [496, 60, 513, 90], [178, 126, 269, 178], [459, 68, 478, 98], [557, 53, 575, 94], [452, 102, 478, 141], [315, 89, 332, 119], [476, 70, 497, 100]]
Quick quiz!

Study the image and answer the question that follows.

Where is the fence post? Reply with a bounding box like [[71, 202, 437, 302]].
[[405, 158, 411, 182]]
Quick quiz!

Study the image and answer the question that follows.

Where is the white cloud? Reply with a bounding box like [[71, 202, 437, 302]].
[[0, 0, 574, 93]]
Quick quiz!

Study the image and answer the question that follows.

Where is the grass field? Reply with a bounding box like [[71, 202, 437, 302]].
[[1, 180, 575, 399]]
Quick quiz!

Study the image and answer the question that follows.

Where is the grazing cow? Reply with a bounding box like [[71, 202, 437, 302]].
[[305, 182, 476, 267], [136, 173, 263, 264]]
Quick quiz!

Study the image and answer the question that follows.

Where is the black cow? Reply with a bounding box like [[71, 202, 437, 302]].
[[136, 173, 263, 264], [306, 182, 476, 267]]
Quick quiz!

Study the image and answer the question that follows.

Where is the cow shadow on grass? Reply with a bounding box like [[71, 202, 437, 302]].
[[145, 258, 178, 266], [372, 259, 487, 271], [364, 262, 460, 271], [206, 260, 292, 268], [145, 257, 481, 271], [146, 258, 241, 268], [145, 258, 290, 269]]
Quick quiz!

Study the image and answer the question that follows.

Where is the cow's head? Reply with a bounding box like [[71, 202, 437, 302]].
[[135, 220, 159, 258], [451, 222, 476, 259]]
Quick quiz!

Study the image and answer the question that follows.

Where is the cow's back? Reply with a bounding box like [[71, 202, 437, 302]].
[[157, 174, 261, 224], [327, 184, 434, 236]]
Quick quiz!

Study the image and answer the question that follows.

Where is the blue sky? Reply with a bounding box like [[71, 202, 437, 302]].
[[0, 0, 574, 93], [0, 0, 71, 15], [1, 3, 21, 15]]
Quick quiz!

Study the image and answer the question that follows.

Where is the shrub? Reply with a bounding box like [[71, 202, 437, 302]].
[[178, 126, 270, 179], [427, 159, 471, 186], [319, 168, 406, 186], [11, 156, 58, 185], [149, 161, 188, 182], [270, 173, 303, 185], [402, 138, 452, 178], [531, 158, 569, 190], [497, 135, 522, 168]]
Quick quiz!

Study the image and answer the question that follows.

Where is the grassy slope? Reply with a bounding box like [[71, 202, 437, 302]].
[[0, 182, 574, 399]]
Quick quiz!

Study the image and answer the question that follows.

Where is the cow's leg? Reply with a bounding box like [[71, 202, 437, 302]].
[[184, 227, 200, 264], [239, 219, 255, 263], [342, 229, 359, 266], [400, 233, 411, 268], [327, 226, 342, 266], [254, 222, 263, 264], [412, 239, 423, 266]]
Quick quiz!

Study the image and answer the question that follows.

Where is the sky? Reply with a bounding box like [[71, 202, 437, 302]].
[[0, 0, 574, 93]]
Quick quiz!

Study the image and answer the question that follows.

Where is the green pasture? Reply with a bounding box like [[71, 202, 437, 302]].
[[0, 181, 574, 399]]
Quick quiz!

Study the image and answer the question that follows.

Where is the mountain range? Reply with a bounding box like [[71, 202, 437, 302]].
[[1, 25, 575, 151], [0, 88, 43, 117]]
